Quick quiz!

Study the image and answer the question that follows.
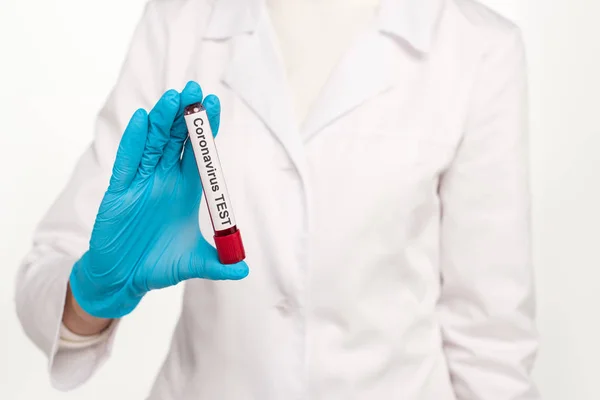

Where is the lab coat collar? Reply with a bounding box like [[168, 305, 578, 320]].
[[377, 0, 443, 53], [204, 0, 262, 38], [204, 0, 443, 53]]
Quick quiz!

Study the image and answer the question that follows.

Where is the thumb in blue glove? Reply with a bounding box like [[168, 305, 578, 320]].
[[69, 81, 249, 319]]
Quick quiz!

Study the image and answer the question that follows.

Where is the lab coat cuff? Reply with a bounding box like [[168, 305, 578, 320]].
[[50, 319, 121, 391], [30, 256, 119, 391], [58, 319, 117, 350]]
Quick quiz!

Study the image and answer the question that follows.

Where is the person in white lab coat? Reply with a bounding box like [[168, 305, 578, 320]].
[[15, 0, 540, 399]]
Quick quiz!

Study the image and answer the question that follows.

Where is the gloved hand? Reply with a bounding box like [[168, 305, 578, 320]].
[[69, 81, 249, 319]]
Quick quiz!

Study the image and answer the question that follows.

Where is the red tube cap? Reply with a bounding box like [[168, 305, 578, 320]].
[[214, 229, 246, 265]]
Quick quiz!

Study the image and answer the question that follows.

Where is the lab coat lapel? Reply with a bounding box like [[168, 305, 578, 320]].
[[301, 30, 404, 141], [220, 14, 307, 176], [301, 0, 444, 141], [203, 0, 442, 168]]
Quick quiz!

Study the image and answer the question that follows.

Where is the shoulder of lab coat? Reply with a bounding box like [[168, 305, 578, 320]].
[[438, 2, 539, 399], [13, 0, 192, 391]]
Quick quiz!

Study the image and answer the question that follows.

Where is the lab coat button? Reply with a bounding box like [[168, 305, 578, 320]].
[[276, 298, 292, 315]]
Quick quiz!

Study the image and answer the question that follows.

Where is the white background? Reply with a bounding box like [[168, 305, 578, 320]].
[[0, 0, 598, 399]]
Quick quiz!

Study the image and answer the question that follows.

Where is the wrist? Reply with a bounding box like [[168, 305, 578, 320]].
[[63, 283, 112, 336]]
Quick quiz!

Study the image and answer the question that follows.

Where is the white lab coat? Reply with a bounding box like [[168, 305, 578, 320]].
[[15, 0, 539, 399]]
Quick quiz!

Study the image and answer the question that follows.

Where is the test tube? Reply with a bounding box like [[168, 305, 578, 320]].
[[184, 102, 245, 265]]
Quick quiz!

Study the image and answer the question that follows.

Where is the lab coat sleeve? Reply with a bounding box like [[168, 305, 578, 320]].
[[15, 0, 168, 391], [437, 28, 540, 399]]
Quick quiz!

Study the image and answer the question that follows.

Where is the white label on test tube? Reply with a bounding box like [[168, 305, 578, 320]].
[[184, 108, 237, 232]]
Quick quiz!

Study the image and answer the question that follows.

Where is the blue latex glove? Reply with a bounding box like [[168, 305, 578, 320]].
[[69, 81, 249, 319]]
